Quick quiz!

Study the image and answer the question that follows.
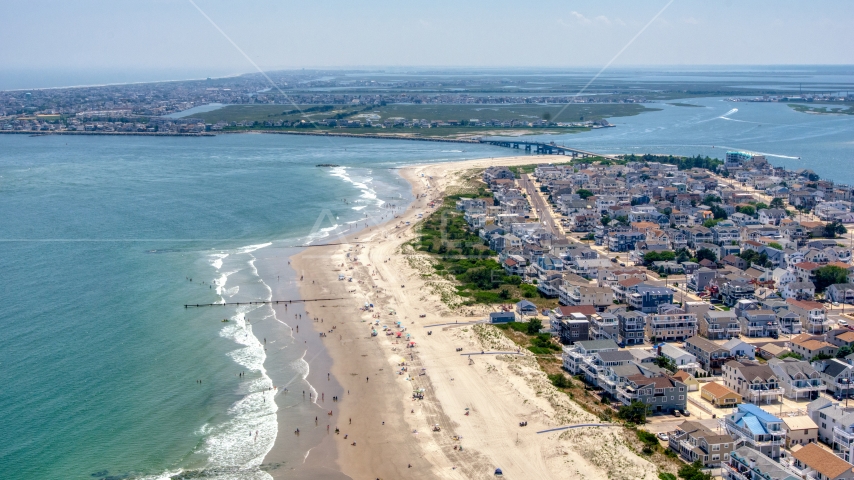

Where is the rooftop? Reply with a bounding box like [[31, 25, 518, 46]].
[[791, 443, 854, 479]]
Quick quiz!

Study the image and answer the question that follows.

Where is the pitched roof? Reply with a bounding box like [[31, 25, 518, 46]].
[[686, 335, 728, 353], [701, 381, 739, 398], [738, 403, 782, 423], [617, 277, 645, 288], [627, 374, 677, 389], [793, 261, 820, 270], [556, 305, 596, 317], [786, 298, 826, 311], [726, 361, 777, 382], [791, 443, 854, 479]]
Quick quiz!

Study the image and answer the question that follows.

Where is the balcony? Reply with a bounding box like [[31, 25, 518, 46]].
[[727, 423, 785, 448], [616, 386, 641, 403], [834, 426, 854, 449], [788, 382, 826, 399], [722, 463, 750, 480], [597, 374, 620, 394], [746, 386, 784, 404]]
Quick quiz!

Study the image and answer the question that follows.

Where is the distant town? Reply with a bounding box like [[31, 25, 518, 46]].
[[432, 149, 854, 479], [0, 71, 650, 135]]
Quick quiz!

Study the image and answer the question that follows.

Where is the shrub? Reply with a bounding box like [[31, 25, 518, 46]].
[[527, 318, 543, 334], [637, 429, 659, 448], [548, 373, 571, 389]]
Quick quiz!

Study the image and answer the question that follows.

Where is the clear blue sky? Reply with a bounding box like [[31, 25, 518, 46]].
[[2, 0, 852, 73]]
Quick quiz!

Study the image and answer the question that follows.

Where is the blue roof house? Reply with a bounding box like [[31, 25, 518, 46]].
[[724, 403, 785, 459]]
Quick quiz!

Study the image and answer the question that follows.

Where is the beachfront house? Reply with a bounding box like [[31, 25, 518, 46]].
[[562, 339, 619, 379], [615, 373, 687, 414], [668, 420, 736, 468], [723, 445, 799, 480]]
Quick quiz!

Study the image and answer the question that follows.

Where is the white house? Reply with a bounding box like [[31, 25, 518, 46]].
[[759, 208, 787, 226], [781, 281, 816, 300], [659, 343, 700, 374], [772, 268, 797, 288], [722, 338, 756, 360]]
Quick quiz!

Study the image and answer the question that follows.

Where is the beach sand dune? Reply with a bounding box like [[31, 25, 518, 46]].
[[285, 156, 658, 479]]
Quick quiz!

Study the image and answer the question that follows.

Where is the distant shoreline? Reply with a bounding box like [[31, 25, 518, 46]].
[[0, 130, 214, 137]]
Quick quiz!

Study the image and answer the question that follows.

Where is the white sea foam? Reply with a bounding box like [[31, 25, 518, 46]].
[[235, 242, 272, 254], [209, 253, 228, 270], [352, 205, 367, 211], [178, 243, 281, 480]]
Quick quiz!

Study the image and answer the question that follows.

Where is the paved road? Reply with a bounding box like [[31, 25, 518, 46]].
[[520, 173, 560, 235]]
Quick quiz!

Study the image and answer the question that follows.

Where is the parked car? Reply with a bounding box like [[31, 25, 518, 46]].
[[839, 319, 848, 328], [657, 432, 669, 441], [673, 410, 682, 417]]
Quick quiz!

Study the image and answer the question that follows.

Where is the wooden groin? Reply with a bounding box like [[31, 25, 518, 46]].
[[185, 297, 346, 308]]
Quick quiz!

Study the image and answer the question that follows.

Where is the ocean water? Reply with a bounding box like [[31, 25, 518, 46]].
[[520, 96, 854, 184], [0, 134, 501, 480]]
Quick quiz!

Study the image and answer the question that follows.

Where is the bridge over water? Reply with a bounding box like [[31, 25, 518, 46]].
[[477, 139, 619, 160]]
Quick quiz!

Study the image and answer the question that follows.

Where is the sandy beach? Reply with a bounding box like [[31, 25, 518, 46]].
[[276, 155, 659, 479]]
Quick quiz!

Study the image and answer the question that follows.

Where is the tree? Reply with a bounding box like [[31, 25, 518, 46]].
[[811, 352, 834, 362], [617, 401, 650, 424], [576, 188, 594, 199], [643, 251, 676, 265], [601, 215, 611, 226], [767, 242, 783, 250], [710, 205, 727, 220], [837, 345, 853, 359], [777, 351, 804, 360], [824, 221, 847, 238], [678, 460, 712, 480], [702, 194, 721, 205], [736, 205, 756, 216], [653, 356, 677, 373], [703, 218, 721, 228], [696, 248, 717, 263], [755, 202, 769, 211], [527, 318, 543, 334], [815, 265, 849, 292], [770, 197, 785, 209]]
